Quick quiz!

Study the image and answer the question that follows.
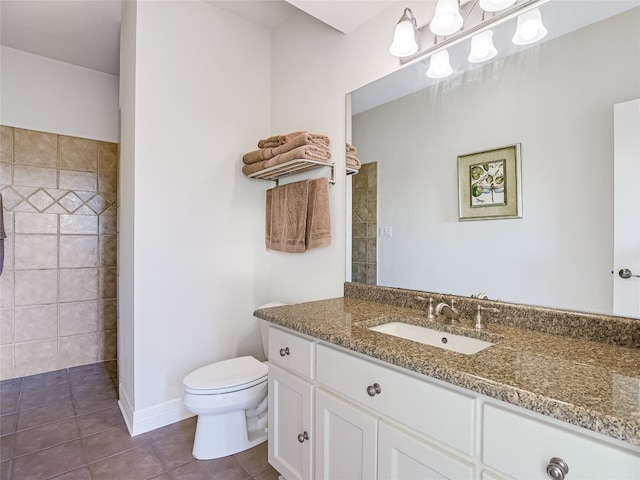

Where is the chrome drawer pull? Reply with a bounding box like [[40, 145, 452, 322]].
[[546, 457, 569, 479], [279, 347, 290, 356], [297, 431, 309, 443], [366, 383, 382, 397]]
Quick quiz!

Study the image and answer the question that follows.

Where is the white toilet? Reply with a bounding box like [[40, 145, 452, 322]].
[[182, 303, 283, 460]]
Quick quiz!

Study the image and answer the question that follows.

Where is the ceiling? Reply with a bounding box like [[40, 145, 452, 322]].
[[0, 0, 398, 77]]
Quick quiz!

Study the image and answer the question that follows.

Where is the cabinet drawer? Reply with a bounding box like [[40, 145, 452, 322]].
[[269, 326, 315, 379], [483, 403, 640, 479], [316, 344, 476, 456]]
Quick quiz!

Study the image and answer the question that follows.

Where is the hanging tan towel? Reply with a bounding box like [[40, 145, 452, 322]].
[[265, 180, 309, 253], [244, 132, 331, 165], [306, 177, 331, 250]]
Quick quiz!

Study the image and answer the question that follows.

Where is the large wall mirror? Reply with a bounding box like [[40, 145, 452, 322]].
[[347, 1, 640, 318]]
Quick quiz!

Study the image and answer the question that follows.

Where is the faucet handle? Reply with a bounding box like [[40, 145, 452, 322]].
[[416, 296, 437, 319], [474, 305, 500, 329]]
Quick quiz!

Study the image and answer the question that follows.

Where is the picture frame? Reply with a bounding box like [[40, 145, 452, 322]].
[[457, 143, 522, 221]]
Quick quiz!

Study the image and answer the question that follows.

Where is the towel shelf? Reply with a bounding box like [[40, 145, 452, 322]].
[[247, 159, 336, 185], [346, 167, 359, 176]]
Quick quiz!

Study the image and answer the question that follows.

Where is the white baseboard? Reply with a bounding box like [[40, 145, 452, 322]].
[[118, 383, 194, 436]]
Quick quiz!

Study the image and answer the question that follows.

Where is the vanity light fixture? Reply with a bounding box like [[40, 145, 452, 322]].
[[388, 0, 551, 65], [512, 8, 547, 45], [429, 0, 464, 36], [479, 0, 517, 12], [427, 49, 454, 78], [389, 7, 419, 57], [468, 30, 498, 63]]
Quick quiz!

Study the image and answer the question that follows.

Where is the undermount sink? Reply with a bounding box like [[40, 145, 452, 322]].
[[368, 322, 494, 355]]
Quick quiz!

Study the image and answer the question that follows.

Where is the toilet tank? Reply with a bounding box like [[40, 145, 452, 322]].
[[256, 302, 286, 360]]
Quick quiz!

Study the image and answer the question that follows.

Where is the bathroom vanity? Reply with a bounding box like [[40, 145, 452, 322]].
[[258, 285, 640, 480]]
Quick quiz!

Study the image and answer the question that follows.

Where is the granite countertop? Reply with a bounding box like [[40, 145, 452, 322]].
[[254, 296, 640, 448]]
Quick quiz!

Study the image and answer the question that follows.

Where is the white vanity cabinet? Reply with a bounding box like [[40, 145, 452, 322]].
[[267, 325, 640, 480], [268, 327, 316, 480], [482, 403, 640, 479]]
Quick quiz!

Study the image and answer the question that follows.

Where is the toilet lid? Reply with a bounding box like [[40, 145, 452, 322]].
[[183, 356, 268, 391]]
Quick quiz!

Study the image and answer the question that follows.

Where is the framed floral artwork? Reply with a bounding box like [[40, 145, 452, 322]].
[[457, 144, 522, 221]]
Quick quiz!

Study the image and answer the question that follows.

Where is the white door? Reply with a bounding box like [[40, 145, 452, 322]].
[[314, 388, 378, 480], [268, 364, 314, 480], [613, 98, 640, 317]]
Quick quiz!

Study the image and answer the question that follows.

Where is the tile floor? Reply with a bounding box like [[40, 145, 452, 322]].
[[0, 361, 279, 480]]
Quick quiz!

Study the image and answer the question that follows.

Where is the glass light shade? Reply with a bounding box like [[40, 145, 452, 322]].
[[468, 30, 498, 63], [389, 19, 418, 57], [512, 8, 548, 45], [429, 0, 463, 36], [426, 49, 453, 78], [479, 0, 517, 12]]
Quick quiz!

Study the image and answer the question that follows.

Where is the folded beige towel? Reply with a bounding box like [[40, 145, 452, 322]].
[[346, 153, 361, 170], [346, 143, 357, 154], [266, 180, 309, 253], [258, 131, 330, 149], [306, 177, 331, 250], [244, 132, 330, 165], [242, 144, 331, 176]]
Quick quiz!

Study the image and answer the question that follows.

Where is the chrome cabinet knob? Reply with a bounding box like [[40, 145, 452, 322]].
[[546, 457, 569, 479], [619, 268, 640, 279], [279, 347, 290, 356], [366, 383, 382, 397], [297, 431, 309, 443]]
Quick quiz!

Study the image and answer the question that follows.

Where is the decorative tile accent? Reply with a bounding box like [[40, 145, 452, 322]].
[[59, 192, 84, 213], [0, 187, 22, 210], [27, 189, 55, 211], [86, 194, 106, 214]]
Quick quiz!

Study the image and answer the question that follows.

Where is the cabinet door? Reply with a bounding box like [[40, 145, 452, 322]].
[[378, 422, 475, 480], [483, 403, 640, 479], [315, 388, 378, 480], [268, 364, 314, 480]]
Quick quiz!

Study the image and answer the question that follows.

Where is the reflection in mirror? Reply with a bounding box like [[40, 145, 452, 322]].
[[348, 2, 640, 318]]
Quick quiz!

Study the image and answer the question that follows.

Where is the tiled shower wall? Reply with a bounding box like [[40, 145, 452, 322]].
[[351, 162, 377, 285], [0, 126, 118, 380]]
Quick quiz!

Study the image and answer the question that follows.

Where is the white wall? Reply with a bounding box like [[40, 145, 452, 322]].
[[268, 1, 418, 303], [119, 0, 271, 433], [352, 10, 639, 315], [0, 46, 119, 142]]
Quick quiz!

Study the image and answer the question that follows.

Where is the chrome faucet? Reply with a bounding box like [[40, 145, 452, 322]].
[[474, 305, 500, 329], [435, 300, 460, 325]]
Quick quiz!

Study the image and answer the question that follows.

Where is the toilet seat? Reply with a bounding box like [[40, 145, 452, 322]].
[[183, 356, 268, 395]]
